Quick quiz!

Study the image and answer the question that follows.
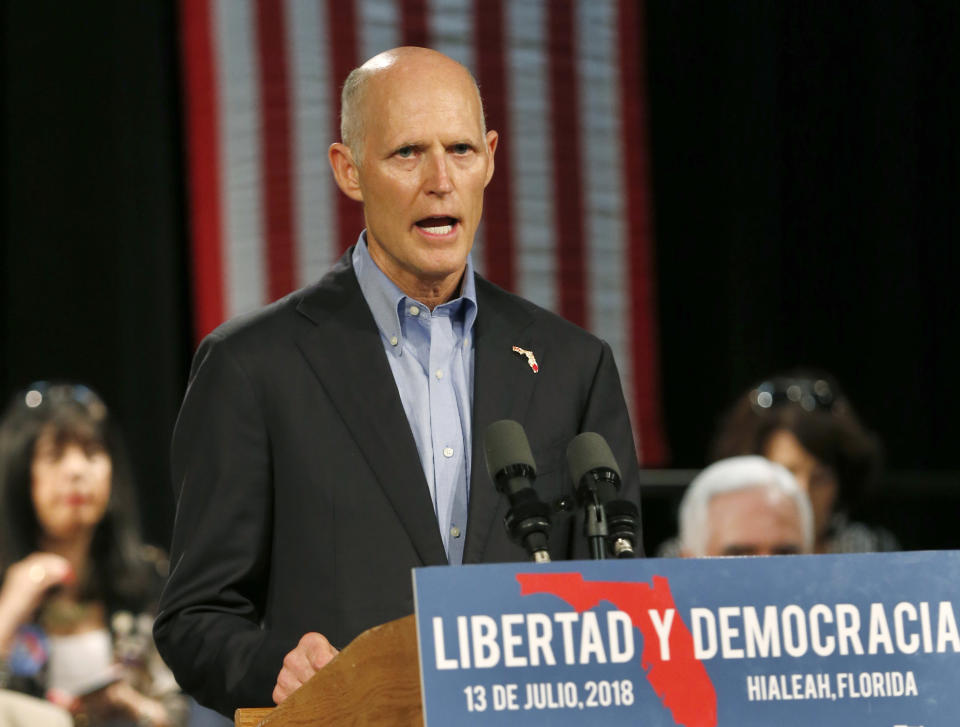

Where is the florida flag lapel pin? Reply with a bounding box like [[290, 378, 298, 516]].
[[511, 346, 539, 373]]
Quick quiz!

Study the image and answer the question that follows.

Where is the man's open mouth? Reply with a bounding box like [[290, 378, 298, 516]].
[[415, 216, 459, 236]]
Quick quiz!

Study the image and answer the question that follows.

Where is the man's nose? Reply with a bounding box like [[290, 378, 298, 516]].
[[424, 151, 453, 194]]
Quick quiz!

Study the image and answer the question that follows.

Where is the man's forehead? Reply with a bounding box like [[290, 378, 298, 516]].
[[359, 48, 478, 101], [368, 61, 476, 100], [710, 485, 795, 514], [364, 71, 483, 137]]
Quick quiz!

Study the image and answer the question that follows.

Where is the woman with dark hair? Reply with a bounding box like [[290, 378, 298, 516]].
[[709, 371, 898, 554], [0, 383, 185, 726]]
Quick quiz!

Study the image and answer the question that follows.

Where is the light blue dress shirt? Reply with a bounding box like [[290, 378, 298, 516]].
[[352, 235, 477, 565]]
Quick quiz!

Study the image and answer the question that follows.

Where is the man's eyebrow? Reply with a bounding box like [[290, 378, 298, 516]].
[[384, 141, 424, 157]]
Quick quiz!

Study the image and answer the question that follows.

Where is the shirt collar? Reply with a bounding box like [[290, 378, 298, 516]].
[[352, 232, 478, 353]]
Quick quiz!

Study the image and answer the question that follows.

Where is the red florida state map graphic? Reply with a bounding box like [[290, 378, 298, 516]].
[[517, 572, 717, 727]]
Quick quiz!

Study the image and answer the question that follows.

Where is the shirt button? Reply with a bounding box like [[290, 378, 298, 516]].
[[450, 526, 461, 538], [409, 305, 420, 316], [443, 447, 454, 458], [389, 336, 399, 346], [435, 369, 444, 380]]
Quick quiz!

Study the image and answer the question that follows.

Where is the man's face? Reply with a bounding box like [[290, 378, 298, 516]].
[[703, 486, 807, 556], [350, 57, 497, 298]]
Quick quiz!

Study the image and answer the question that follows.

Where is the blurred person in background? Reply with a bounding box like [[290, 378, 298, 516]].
[[0, 383, 186, 727], [678, 455, 814, 557], [709, 371, 897, 554]]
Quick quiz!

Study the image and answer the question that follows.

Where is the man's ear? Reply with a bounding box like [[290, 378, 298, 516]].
[[329, 143, 364, 202], [483, 130, 499, 188]]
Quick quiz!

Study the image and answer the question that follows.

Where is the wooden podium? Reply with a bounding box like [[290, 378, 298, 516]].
[[233, 615, 422, 727]]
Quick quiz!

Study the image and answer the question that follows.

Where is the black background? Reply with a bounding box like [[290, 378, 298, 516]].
[[3, 1, 957, 554]]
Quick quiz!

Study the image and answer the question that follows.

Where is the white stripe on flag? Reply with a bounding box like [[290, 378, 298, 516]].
[[506, 0, 556, 312], [358, 0, 400, 61], [215, 0, 265, 314], [214, 0, 266, 316], [576, 0, 633, 412], [427, 0, 475, 71], [287, 0, 335, 286]]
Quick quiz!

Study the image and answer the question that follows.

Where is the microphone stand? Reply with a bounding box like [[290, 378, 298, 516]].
[[566, 431, 636, 559], [584, 491, 609, 560], [577, 473, 613, 560], [501, 479, 552, 563]]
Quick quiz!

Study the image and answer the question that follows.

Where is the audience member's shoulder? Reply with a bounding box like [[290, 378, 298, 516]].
[[827, 515, 900, 554]]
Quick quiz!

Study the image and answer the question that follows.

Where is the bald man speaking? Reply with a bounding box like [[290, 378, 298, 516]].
[[154, 47, 641, 717]]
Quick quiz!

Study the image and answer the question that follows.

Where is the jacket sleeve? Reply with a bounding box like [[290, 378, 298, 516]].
[[153, 334, 291, 717]]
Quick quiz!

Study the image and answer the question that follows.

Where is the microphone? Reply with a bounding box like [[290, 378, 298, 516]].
[[484, 420, 552, 563], [566, 432, 640, 558]]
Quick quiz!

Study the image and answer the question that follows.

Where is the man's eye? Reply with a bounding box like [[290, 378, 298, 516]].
[[395, 146, 415, 158], [452, 143, 471, 155]]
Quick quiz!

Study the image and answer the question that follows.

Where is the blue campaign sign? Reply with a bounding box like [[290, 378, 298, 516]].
[[412, 551, 960, 727]]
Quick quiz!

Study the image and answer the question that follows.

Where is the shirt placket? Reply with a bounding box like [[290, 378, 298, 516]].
[[429, 310, 467, 563]]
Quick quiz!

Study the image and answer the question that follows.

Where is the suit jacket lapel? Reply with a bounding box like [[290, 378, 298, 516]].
[[464, 277, 537, 563], [294, 252, 447, 567]]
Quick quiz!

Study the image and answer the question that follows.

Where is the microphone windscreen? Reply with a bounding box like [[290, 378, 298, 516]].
[[484, 419, 537, 477], [566, 432, 621, 485]]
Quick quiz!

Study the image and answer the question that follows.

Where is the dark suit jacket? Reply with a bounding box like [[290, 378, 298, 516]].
[[153, 248, 641, 716]]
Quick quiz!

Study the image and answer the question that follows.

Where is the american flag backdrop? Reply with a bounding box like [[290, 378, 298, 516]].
[[179, 0, 667, 465]]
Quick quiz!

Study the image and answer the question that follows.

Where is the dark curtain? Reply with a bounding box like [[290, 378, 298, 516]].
[[643, 1, 959, 551], [1, 1, 190, 547], [647, 1, 958, 470]]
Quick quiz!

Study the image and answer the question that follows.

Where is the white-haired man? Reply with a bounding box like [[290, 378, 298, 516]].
[[679, 455, 814, 557]]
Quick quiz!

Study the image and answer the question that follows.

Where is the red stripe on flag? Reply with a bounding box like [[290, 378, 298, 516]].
[[619, 0, 667, 465], [256, 0, 297, 300], [474, 0, 515, 290], [327, 0, 365, 254], [181, 0, 225, 342], [401, 0, 429, 47], [547, 0, 587, 327]]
